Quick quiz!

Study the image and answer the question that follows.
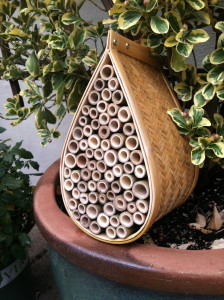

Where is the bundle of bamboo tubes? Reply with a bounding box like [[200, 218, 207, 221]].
[[60, 31, 198, 244], [62, 61, 150, 241]]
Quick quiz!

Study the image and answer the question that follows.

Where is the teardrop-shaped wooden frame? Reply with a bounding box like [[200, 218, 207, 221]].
[[60, 31, 198, 244]]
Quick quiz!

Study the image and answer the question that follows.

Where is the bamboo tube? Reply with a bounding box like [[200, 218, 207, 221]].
[[81, 168, 91, 181], [134, 165, 146, 179], [104, 149, 118, 167], [79, 116, 89, 127], [101, 139, 110, 151], [98, 126, 110, 139], [101, 88, 112, 102], [86, 204, 102, 220], [118, 148, 130, 163], [108, 77, 119, 91], [77, 181, 88, 193], [97, 100, 108, 113], [118, 106, 132, 123], [99, 113, 111, 126], [68, 198, 79, 211], [94, 148, 104, 161], [107, 104, 119, 117], [110, 133, 125, 149], [64, 167, 71, 179], [78, 203, 86, 215], [80, 193, 89, 205], [97, 213, 110, 228], [89, 192, 98, 204], [80, 214, 90, 228], [125, 136, 139, 151], [68, 139, 79, 154], [94, 78, 105, 91], [88, 90, 100, 105], [96, 160, 107, 173], [123, 162, 134, 174], [123, 190, 135, 202], [64, 179, 74, 191], [106, 226, 117, 239], [116, 225, 133, 239], [72, 188, 80, 200], [113, 196, 127, 211], [88, 134, 101, 150], [76, 153, 88, 169], [112, 164, 123, 177], [99, 194, 107, 205], [119, 211, 134, 228], [97, 180, 109, 193], [89, 107, 99, 119], [87, 180, 97, 192], [136, 199, 149, 214], [110, 215, 120, 228], [112, 90, 125, 105], [100, 64, 114, 81], [71, 170, 81, 183], [92, 170, 102, 182], [120, 174, 136, 190], [82, 105, 91, 116], [65, 153, 76, 168], [72, 126, 83, 141], [133, 211, 146, 225], [91, 119, 100, 131], [127, 202, 137, 214], [130, 150, 144, 165], [111, 180, 122, 194], [89, 221, 102, 235], [103, 202, 116, 217], [132, 181, 150, 200], [87, 160, 97, 171], [83, 125, 93, 137], [107, 190, 115, 201], [79, 139, 88, 151], [73, 210, 80, 220], [109, 118, 122, 133], [104, 170, 115, 183], [86, 148, 94, 159], [123, 123, 135, 136]]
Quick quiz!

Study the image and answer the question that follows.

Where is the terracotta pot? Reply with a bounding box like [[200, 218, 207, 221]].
[[34, 160, 224, 299]]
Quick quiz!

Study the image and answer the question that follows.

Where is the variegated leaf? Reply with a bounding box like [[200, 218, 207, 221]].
[[191, 146, 206, 165], [208, 142, 224, 158], [171, 48, 187, 72], [207, 66, 224, 85], [118, 11, 142, 30], [164, 11, 182, 33], [202, 83, 215, 100], [215, 21, 224, 32], [185, 29, 209, 44], [164, 35, 177, 47], [185, 0, 205, 10], [176, 42, 193, 57], [194, 90, 209, 107], [167, 108, 189, 129], [210, 48, 224, 65], [150, 16, 169, 34]]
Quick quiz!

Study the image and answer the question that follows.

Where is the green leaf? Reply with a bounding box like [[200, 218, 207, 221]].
[[185, 29, 209, 44], [118, 11, 142, 30], [216, 84, 224, 100], [44, 108, 56, 124], [210, 48, 224, 65], [56, 81, 65, 105], [207, 66, 224, 85], [171, 48, 187, 72], [11, 244, 26, 260], [185, 0, 205, 10], [202, 55, 214, 72], [165, 11, 182, 33], [30, 161, 39, 171], [167, 108, 189, 129], [56, 103, 66, 119], [8, 28, 28, 38], [0, 127, 6, 134], [164, 35, 177, 47], [25, 52, 40, 77], [202, 83, 215, 100], [17, 148, 33, 159], [194, 90, 209, 108], [18, 233, 31, 247], [191, 147, 205, 165], [67, 79, 81, 111], [147, 34, 162, 48], [215, 21, 224, 32], [150, 16, 169, 34], [176, 42, 193, 57], [62, 13, 81, 25], [1, 177, 23, 190], [192, 10, 210, 25], [208, 143, 224, 158], [73, 28, 86, 49]]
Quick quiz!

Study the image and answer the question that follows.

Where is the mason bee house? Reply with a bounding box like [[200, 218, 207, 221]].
[[60, 31, 198, 244]]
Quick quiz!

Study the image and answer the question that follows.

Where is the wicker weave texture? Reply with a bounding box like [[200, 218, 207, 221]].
[[118, 52, 196, 221]]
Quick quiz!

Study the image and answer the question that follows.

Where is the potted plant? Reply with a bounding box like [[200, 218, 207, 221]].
[[0, 127, 39, 300]]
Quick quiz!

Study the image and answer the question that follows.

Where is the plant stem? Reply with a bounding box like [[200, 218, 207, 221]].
[[192, 49, 197, 69]]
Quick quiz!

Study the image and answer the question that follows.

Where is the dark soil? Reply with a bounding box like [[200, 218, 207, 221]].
[[142, 168, 224, 250]]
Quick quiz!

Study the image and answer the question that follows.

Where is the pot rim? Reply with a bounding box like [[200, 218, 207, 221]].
[[34, 160, 224, 295]]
